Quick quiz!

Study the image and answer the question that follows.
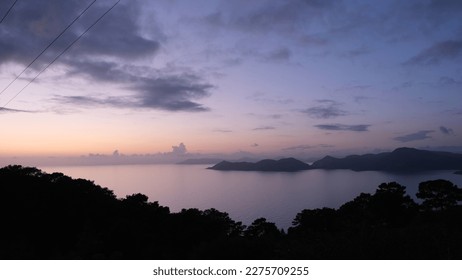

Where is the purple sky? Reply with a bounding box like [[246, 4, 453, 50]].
[[0, 0, 461, 164]]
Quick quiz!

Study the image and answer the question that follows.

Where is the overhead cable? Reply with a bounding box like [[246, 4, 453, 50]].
[[1, 0, 121, 109], [0, 0, 97, 97], [0, 0, 19, 24]]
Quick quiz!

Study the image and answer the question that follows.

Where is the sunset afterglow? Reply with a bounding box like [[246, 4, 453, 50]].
[[1, 0, 461, 165]]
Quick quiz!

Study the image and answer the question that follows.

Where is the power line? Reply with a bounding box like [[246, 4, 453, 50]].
[[0, 0, 97, 97], [1, 0, 121, 109], [0, 0, 18, 24]]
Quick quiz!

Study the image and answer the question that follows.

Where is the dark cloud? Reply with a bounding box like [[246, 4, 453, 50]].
[[302, 100, 347, 119], [269, 114, 284, 119], [72, 3, 161, 59], [199, 0, 461, 64], [439, 76, 462, 86], [299, 34, 329, 46], [265, 48, 291, 62], [353, 95, 369, 103], [248, 93, 293, 105], [428, 0, 462, 15], [196, 0, 348, 66], [132, 75, 212, 112], [393, 130, 434, 142], [203, 12, 224, 27], [233, 46, 293, 64], [229, 0, 337, 34], [314, 124, 370, 132], [53, 59, 213, 112], [198, 0, 339, 50], [336, 85, 371, 92], [392, 81, 414, 91], [54, 72, 213, 112], [59, 58, 213, 112], [283, 145, 315, 151], [343, 46, 370, 58], [0, 107, 35, 114], [283, 144, 334, 151], [247, 113, 286, 120], [213, 129, 232, 133], [64, 60, 125, 82], [52, 95, 132, 108], [0, 1, 160, 64], [404, 40, 462, 65], [253, 126, 275, 131], [0, 0, 213, 112], [440, 126, 455, 135], [364, 1, 462, 43]]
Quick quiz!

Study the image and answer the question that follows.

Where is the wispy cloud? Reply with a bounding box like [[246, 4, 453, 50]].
[[248, 92, 293, 105], [264, 47, 291, 62], [269, 114, 284, 119], [393, 130, 434, 142], [226, 0, 337, 34], [440, 126, 455, 135], [314, 124, 370, 132], [302, 100, 348, 119], [283, 144, 334, 151], [353, 95, 369, 103], [342, 46, 370, 58], [54, 72, 212, 112], [252, 126, 275, 131], [404, 40, 462, 65], [0, 107, 35, 114], [57, 60, 213, 112], [247, 113, 285, 120], [213, 129, 232, 133], [439, 76, 462, 86], [53, 95, 131, 108]]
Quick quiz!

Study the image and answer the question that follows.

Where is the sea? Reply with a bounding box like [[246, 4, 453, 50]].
[[40, 164, 462, 229]]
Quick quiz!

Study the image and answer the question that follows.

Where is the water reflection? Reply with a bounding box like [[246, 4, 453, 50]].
[[41, 164, 462, 229]]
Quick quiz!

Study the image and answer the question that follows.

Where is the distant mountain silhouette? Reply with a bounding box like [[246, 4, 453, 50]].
[[312, 147, 462, 172], [177, 158, 223, 165], [208, 158, 311, 172]]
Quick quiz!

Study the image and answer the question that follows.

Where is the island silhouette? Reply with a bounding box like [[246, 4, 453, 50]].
[[207, 147, 462, 172], [208, 158, 310, 172]]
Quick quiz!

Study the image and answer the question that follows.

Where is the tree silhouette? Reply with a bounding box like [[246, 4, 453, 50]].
[[2, 165, 462, 259], [245, 218, 280, 238], [416, 180, 462, 211], [291, 208, 339, 234], [368, 182, 418, 226], [338, 193, 372, 225]]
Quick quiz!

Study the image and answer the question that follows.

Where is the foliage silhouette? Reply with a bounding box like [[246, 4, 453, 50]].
[[417, 180, 462, 211], [1, 165, 462, 259], [245, 218, 282, 239], [369, 182, 418, 227]]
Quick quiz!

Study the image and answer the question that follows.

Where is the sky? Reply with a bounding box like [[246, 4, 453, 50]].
[[0, 0, 461, 165]]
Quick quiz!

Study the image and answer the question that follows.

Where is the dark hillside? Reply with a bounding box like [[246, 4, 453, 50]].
[[1, 165, 461, 259]]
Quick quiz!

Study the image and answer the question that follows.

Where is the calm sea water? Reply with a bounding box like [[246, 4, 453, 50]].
[[41, 164, 462, 229]]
